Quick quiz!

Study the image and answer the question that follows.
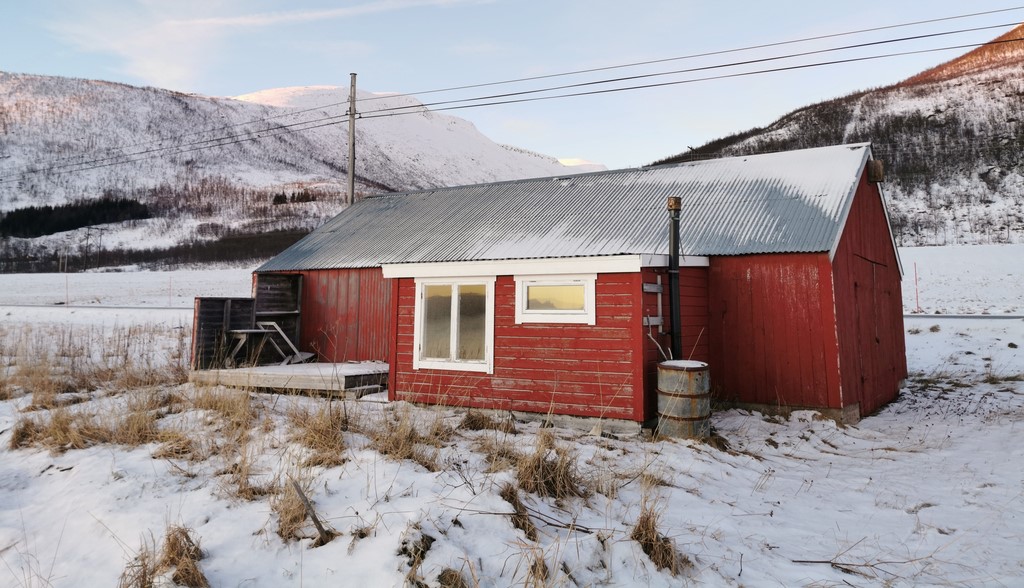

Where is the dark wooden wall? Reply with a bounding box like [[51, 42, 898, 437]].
[[253, 273, 302, 362], [190, 297, 254, 370]]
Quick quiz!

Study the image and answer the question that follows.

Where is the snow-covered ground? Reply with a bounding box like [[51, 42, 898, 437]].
[[900, 244, 1023, 315], [0, 246, 1021, 587]]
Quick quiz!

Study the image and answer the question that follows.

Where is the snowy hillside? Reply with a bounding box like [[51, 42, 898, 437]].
[[0, 73, 595, 269], [231, 85, 583, 192], [658, 25, 1024, 246], [0, 74, 580, 208]]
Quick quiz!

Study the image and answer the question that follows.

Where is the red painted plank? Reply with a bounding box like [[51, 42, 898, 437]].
[[708, 253, 840, 409], [288, 268, 391, 362], [831, 173, 906, 415], [392, 272, 644, 421]]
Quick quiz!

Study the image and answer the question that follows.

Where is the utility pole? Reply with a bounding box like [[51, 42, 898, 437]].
[[347, 73, 357, 205], [83, 229, 91, 270]]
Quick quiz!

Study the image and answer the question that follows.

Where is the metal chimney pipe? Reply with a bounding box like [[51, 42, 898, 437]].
[[667, 196, 683, 360]]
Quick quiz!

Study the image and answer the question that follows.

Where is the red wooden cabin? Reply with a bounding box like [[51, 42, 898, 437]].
[[252, 143, 906, 426]]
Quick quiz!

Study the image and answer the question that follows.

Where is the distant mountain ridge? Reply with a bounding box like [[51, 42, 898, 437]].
[[901, 24, 1024, 86], [0, 73, 599, 269], [659, 25, 1024, 246]]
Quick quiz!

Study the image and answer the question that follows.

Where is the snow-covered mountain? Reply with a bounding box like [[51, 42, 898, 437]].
[[0, 74, 587, 208], [657, 25, 1024, 246], [0, 73, 600, 269], [231, 85, 589, 192]]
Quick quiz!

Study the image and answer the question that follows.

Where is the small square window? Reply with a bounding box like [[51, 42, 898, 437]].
[[526, 284, 585, 311], [515, 274, 596, 325]]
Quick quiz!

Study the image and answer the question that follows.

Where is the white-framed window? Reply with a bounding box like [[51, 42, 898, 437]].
[[413, 277, 495, 373], [514, 274, 596, 325]]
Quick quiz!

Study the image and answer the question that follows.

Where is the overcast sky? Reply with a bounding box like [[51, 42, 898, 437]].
[[2, 1, 1022, 169]]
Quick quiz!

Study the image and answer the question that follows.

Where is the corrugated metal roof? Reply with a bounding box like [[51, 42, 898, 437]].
[[258, 143, 872, 272]]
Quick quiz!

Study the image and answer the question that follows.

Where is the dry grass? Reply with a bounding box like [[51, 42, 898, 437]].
[[499, 482, 537, 541], [637, 472, 675, 489], [160, 526, 208, 588], [516, 430, 589, 500], [367, 407, 440, 472], [18, 365, 76, 411], [427, 413, 456, 443], [476, 436, 520, 473], [152, 429, 203, 461], [398, 526, 436, 586], [459, 411, 517, 434], [118, 525, 208, 588], [2, 322, 190, 453], [1, 324, 188, 406], [983, 369, 1024, 384], [224, 442, 275, 500], [522, 544, 549, 588], [288, 400, 347, 468], [117, 538, 158, 588], [437, 567, 470, 588], [8, 390, 181, 453], [8, 416, 43, 450], [272, 479, 312, 542], [8, 407, 105, 452], [112, 409, 161, 446], [162, 388, 273, 499], [189, 387, 255, 436], [0, 379, 13, 401], [630, 498, 691, 576]]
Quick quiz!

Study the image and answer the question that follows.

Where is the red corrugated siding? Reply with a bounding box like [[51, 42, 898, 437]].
[[286, 268, 391, 362], [708, 253, 843, 409], [832, 174, 907, 415], [392, 273, 644, 421]]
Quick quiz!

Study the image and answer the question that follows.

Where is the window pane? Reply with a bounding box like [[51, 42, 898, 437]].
[[457, 284, 486, 361], [526, 284, 585, 311], [423, 285, 451, 359]]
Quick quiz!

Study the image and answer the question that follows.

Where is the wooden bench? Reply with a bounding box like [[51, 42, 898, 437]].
[[225, 321, 314, 367]]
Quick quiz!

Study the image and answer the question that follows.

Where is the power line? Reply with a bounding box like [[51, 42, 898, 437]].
[[35, 95, 346, 172], [6, 110, 352, 179], [4, 33, 1020, 183], [379, 36, 1024, 117], [1, 115, 353, 182], [8, 5, 1021, 176], [358, 22, 1020, 115], [2, 20, 1023, 183], [360, 5, 1024, 103]]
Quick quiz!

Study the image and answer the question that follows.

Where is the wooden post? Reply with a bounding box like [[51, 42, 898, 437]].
[[347, 73, 357, 205], [914, 262, 921, 313], [290, 479, 335, 546]]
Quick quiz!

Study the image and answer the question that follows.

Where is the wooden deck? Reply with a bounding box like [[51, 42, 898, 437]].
[[189, 362, 389, 398]]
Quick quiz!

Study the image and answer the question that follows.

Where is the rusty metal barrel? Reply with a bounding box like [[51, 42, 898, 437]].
[[656, 360, 711, 438]]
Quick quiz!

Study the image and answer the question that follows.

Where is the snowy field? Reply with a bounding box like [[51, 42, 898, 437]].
[[0, 246, 1021, 587], [902, 244, 1024, 315]]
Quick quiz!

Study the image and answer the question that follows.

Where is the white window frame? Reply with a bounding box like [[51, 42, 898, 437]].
[[514, 273, 596, 325], [412, 276, 495, 374]]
